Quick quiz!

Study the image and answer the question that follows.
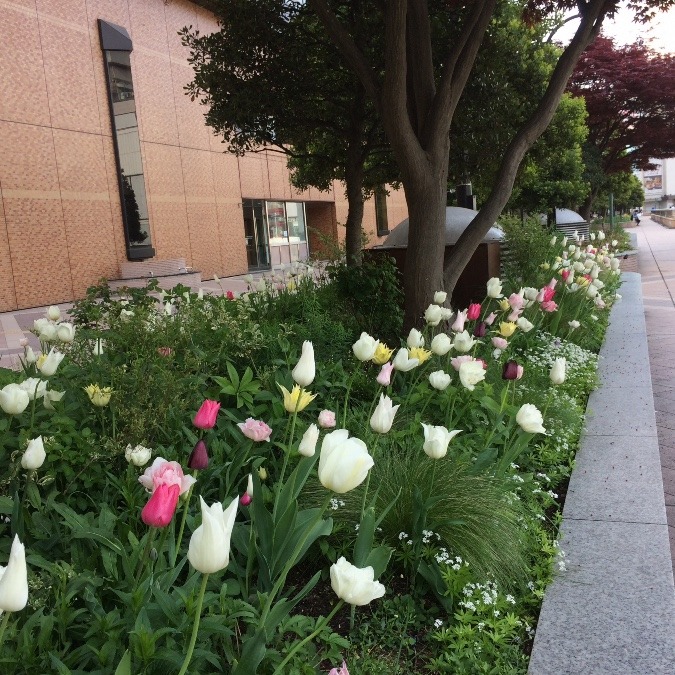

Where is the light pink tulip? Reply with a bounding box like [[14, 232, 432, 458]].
[[507, 308, 522, 322], [492, 336, 508, 350], [516, 365, 524, 380], [451, 309, 468, 332], [377, 362, 394, 386], [329, 661, 350, 675], [541, 300, 558, 312], [547, 278, 558, 289], [139, 457, 197, 495], [484, 312, 497, 326], [318, 410, 337, 429], [508, 293, 524, 310], [450, 355, 474, 372], [238, 418, 273, 442]]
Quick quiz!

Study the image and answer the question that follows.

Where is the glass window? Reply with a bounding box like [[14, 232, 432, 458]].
[[266, 201, 287, 245], [99, 19, 154, 260], [286, 202, 307, 243]]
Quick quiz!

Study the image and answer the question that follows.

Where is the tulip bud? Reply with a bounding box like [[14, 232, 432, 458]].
[[428, 370, 451, 391], [258, 466, 268, 481], [486, 277, 503, 298], [466, 303, 481, 321], [318, 430, 373, 493], [370, 394, 399, 434], [433, 291, 447, 304], [188, 440, 209, 469], [473, 322, 486, 338], [56, 323, 76, 343], [352, 332, 379, 361], [125, 444, 152, 468], [516, 404, 546, 434], [318, 410, 337, 429], [292, 341, 315, 387], [550, 358, 566, 385], [46, 306, 61, 322], [406, 328, 425, 349], [421, 423, 462, 459], [0, 384, 30, 415], [188, 496, 238, 574], [376, 362, 394, 386], [424, 304, 442, 327], [299, 424, 320, 457], [430, 333, 452, 356]]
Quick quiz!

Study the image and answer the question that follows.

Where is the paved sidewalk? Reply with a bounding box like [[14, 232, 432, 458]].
[[635, 215, 675, 568]]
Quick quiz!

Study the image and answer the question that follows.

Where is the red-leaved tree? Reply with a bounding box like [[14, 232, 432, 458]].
[[568, 35, 675, 217]]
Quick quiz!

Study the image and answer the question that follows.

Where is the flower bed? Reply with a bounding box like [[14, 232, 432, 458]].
[[0, 233, 622, 673]]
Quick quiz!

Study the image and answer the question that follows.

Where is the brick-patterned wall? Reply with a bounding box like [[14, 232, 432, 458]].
[[0, 0, 409, 312]]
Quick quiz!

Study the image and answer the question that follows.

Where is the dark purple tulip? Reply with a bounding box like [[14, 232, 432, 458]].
[[188, 439, 209, 470], [473, 322, 487, 338], [502, 360, 520, 380]]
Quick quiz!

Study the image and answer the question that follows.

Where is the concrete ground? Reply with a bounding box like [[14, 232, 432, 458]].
[[635, 214, 675, 565]]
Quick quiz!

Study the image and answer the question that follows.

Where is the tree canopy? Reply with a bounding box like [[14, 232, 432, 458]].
[[568, 34, 675, 215]]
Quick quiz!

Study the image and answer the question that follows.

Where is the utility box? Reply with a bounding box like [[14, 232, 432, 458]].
[[367, 206, 503, 309]]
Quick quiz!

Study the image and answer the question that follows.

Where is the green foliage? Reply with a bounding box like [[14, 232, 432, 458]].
[[499, 215, 554, 288]]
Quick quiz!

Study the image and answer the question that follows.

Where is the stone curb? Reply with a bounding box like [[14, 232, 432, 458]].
[[528, 272, 675, 674]]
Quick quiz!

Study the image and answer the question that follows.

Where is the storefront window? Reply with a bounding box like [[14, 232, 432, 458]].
[[266, 201, 287, 245], [286, 202, 307, 243]]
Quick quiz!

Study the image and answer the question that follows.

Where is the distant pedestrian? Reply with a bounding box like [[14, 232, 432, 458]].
[[633, 209, 641, 226]]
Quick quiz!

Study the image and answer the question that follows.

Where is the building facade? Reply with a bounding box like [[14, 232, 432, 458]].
[[635, 158, 675, 210], [0, 0, 408, 312]]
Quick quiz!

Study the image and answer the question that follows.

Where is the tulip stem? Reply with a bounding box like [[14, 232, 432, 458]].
[[177, 573, 209, 675], [173, 478, 197, 567], [274, 410, 298, 522], [342, 371, 357, 428], [0, 611, 11, 651], [134, 527, 158, 586], [272, 600, 344, 675]]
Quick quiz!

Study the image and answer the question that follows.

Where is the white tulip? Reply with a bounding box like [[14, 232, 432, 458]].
[[38, 348, 64, 377], [292, 341, 315, 387], [568, 320, 580, 329], [24, 346, 37, 365], [352, 333, 379, 362], [406, 328, 425, 349], [516, 404, 546, 434], [187, 496, 238, 574], [330, 557, 385, 606], [516, 317, 534, 333], [34, 318, 57, 342], [392, 348, 420, 372], [18, 378, 47, 401], [453, 331, 476, 353], [434, 291, 447, 304], [428, 370, 451, 391], [430, 333, 452, 356], [298, 424, 320, 457], [318, 429, 373, 493], [0, 535, 28, 612], [21, 437, 46, 470], [421, 423, 462, 459], [43, 389, 65, 411], [56, 323, 76, 343], [370, 394, 399, 434], [0, 384, 30, 415], [125, 444, 152, 467], [46, 306, 61, 322], [424, 304, 443, 327], [550, 358, 566, 385], [458, 360, 485, 391], [486, 277, 503, 298]]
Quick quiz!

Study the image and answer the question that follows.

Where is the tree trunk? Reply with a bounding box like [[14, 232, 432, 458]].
[[344, 156, 365, 266], [401, 160, 449, 330], [578, 192, 595, 222]]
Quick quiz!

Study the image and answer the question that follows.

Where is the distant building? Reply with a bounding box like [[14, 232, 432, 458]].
[[0, 0, 407, 312], [635, 158, 675, 210]]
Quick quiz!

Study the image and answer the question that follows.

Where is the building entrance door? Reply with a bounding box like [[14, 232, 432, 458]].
[[242, 200, 270, 270]]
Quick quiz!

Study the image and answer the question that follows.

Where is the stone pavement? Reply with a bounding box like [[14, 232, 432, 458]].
[[636, 214, 675, 567]]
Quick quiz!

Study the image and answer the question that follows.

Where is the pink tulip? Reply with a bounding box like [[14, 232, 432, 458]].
[[139, 457, 197, 495], [226, 291, 235, 300], [193, 399, 221, 430], [451, 309, 468, 332], [542, 287, 556, 302], [240, 493, 252, 506], [508, 293, 524, 310], [329, 662, 350, 675], [237, 418, 273, 442], [541, 300, 558, 312], [517, 365, 524, 380], [547, 278, 558, 289], [141, 483, 180, 527], [484, 312, 497, 326], [492, 336, 508, 350], [561, 269, 571, 282], [451, 355, 474, 372], [318, 410, 337, 429], [377, 362, 394, 386], [536, 289, 546, 303], [477, 359, 488, 370], [157, 347, 173, 357], [507, 308, 522, 322], [467, 303, 481, 320], [188, 440, 209, 470]]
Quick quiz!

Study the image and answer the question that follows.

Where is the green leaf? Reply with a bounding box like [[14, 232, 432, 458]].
[[0, 496, 13, 514], [364, 545, 393, 578], [353, 506, 376, 568], [114, 650, 132, 675]]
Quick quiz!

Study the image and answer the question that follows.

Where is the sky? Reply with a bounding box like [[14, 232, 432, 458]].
[[556, 2, 675, 53]]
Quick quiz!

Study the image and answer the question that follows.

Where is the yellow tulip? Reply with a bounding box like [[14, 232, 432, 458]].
[[277, 383, 317, 413], [409, 347, 432, 364], [499, 322, 517, 337], [372, 343, 394, 365], [498, 298, 511, 312], [576, 276, 590, 286], [84, 384, 113, 407]]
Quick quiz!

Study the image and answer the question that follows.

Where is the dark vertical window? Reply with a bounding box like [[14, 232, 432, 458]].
[[98, 20, 154, 260], [375, 186, 389, 236]]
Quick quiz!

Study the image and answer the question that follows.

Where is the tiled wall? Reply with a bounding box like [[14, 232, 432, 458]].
[[0, 0, 407, 312]]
